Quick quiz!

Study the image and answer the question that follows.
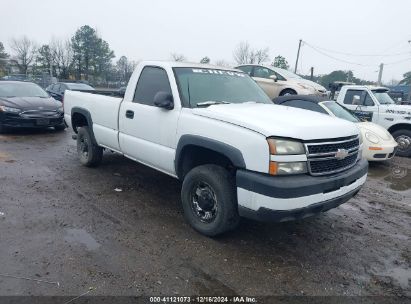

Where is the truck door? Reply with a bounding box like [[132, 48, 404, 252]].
[[118, 66, 179, 175], [341, 89, 378, 122]]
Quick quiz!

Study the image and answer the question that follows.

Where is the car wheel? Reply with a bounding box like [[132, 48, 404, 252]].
[[280, 89, 297, 96], [181, 164, 239, 236], [76, 126, 103, 167], [54, 124, 66, 131], [392, 129, 411, 157]]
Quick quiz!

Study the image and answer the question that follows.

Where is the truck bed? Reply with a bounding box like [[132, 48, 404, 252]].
[[64, 90, 123, 150]]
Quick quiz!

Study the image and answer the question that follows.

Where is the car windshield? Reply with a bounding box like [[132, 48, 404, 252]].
[[66, 83, 94, 90], [0, 82, 49, 98], [173, 68, 272, 107], [372, 91, 395, 105], [273, 67, 302, 79], [321, 101, 360, 123]]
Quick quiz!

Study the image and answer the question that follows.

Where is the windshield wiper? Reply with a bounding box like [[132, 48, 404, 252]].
[[196, 101, 231, 107]]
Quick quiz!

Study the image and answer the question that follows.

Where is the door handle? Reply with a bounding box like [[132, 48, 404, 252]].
[[125, 110, 134, 119]]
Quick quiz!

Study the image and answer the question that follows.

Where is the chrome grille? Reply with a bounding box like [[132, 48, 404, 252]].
[[305, 136, 360, 176], [20, 110, 61, 118]]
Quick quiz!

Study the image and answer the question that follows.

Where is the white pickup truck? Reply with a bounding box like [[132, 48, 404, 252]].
[[336, 85, 411, 157], [64, 61, 368, 236]]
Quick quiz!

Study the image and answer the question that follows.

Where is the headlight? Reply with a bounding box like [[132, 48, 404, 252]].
[[365, 132, 380, 144], [0, 105, 21, 113], [267, 138, 307, 175], [57, 107, 64, 113], [269, 161, 307, 175], [267, 138, 305, 155]]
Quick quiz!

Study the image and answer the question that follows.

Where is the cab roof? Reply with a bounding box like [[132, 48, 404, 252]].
[[341, 85, 389, 91], [141, 60, 241, 72]]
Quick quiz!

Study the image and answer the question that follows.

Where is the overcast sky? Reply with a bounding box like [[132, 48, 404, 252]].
[[1, 0, 410, 83]]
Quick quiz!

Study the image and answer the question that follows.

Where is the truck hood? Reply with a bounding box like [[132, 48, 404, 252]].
[[192, 103, 359, 140], [379, 104, 411, 115]]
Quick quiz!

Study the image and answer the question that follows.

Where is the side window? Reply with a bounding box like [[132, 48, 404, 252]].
[[343, 90, 362, 105], [133, 67, 171, 105], [363, 92, 374, 106], [283, 100, 328, 114], [237, 65, 253, 76], [253, 67, 276, 79], [273, 71, 286, 81]]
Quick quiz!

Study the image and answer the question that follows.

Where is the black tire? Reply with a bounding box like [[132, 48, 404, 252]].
[[54, 123, 66, 131], [392, 129, 411, 157], [280, 89, 297, 96], [76, 126, 103, 167], [181, 164, 239, 236]]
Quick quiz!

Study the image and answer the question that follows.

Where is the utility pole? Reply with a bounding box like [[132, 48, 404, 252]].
[[377, 63, 384, 86], [310, 67, 314, 80], [294, 39, 302, 73]]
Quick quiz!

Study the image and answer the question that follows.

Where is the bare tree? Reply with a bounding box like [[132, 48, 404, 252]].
[[10, 36, 37, 75], [214, 59, 230, 67], [252, 48, 269, 64], [233, 41, 269, 65], [50, 38, 73, 79], [170, 53, 186, 62], [233, 41, 251, 64]]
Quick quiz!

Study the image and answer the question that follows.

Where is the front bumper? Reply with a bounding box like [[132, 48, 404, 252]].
[[363, 143, 397, 161], [0, 113, 64, 128], [236, 159, 368, 222]]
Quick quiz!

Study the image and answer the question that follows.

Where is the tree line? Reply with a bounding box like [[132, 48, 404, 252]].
[[0, 25, 136, 86], [1, 32, 409, 87]]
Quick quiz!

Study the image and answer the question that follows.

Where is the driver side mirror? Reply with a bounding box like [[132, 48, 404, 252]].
[[269, 75, 278, 82], [154, 91, 174, 110]]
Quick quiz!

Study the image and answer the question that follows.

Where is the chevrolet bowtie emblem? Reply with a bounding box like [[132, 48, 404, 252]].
[[335, 149, 349, 160]]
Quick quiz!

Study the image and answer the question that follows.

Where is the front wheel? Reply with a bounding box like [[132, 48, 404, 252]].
[[76, 126, 103, 167], [392, 129, 411, 157], [181, 165, 239, 236], [280, 89, 297, 96]]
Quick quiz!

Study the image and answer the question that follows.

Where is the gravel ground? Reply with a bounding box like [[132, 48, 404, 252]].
[[0, 129, 410, 299]]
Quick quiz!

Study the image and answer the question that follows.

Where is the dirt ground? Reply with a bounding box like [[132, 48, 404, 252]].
[[0, 129, 410, 299]]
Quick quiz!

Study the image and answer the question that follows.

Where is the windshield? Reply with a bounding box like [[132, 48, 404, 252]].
[[321, 101, 360, 123], [66, 83, 94, 90], [0, 82, 49, 98], [272, 67, 302, 79], [372, 91, 395, 105], [174, 68, 272, 107]]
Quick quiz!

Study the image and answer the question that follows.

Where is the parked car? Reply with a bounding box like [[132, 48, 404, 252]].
[[235, 64, 327, 98], [64, 61, 367, 236], [0, 81, 65, 132], [273, 95, 397, 161], [336, 85, 411, 157], [46, 82, 95, 102]]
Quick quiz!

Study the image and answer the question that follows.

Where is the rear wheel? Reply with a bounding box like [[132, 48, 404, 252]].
[[280, 89, 297, 96], [181, 165, 239, 236], [392, 129, 411, 157], [76, 126, 103, 167]]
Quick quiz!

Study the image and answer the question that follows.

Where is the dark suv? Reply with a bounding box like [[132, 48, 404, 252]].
[[46, 82, 94, 102]]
